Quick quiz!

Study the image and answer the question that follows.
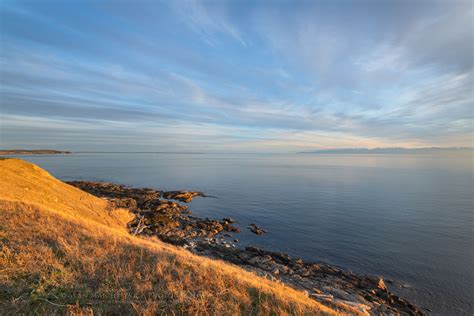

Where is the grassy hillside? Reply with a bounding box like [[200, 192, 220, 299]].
[[0, 159, 344, 315]]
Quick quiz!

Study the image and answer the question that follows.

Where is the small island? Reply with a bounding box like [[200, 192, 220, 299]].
[[0, 149, 71, 155]]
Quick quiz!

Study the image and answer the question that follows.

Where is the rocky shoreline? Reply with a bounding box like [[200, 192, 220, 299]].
[[68, 181, 424, 315]]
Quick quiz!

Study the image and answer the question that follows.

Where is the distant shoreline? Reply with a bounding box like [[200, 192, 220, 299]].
[[298, 147, 473, 155], [0, 149, 71, 155], [75, 151, 205, 154]]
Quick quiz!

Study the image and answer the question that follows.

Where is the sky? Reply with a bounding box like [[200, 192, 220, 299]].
[[0, 0, 473, 152]]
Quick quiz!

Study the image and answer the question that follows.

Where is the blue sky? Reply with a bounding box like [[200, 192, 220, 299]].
[[1, 0, 472, 152]]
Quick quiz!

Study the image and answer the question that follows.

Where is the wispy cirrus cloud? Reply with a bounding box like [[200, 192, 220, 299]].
[[168, 0, 247, 47]]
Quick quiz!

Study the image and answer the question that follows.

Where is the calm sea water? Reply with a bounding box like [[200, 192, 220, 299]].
[[15, 153, 473, 315]]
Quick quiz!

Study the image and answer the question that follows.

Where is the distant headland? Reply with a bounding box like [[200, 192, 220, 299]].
[[299, 147, 473, 155], [0, 149, 71, 155]]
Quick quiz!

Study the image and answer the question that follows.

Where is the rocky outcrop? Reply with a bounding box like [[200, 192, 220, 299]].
[[68, 181, 237, 243], [248, 223, 266, 235], [162, 190, 207, 203], [68, 181, 163, 211], [68, 181, 424, 315], [194, 243, 423, 315]]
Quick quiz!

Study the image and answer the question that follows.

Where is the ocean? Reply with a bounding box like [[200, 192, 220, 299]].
[[14, 153, 473, 315]]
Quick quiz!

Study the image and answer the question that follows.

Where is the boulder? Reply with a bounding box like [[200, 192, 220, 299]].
[[248, 223, 266, 235], [162, 190, 205, 203], [108, 197, 138, 210]]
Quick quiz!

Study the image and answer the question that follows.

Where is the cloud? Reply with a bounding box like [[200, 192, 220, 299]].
[[0, 0, 472, 151], [168, 0, 247, 46]]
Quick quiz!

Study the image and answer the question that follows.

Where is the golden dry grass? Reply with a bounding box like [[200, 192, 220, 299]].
[[0, 158, 343, 315]]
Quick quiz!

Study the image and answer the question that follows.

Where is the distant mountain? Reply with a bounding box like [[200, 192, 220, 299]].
[[298, 147, 473, 154]]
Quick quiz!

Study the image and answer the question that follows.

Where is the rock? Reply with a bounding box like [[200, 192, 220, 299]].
[[226, 225, 241, 233], [378, 278, 387, 291], [272, 252, 291, 264], [299, 268, 312, 277], [151, 214, 180, 231], [236, 251, 254, 262], [245, 246, 263, 254], [310, 293, 333, 299], [108, 197, 138, 210], [293, 258, 304, 266], [311, 288, 323, 295], [248, 255, 273, 266], [162, 190, 206, 203], [248, 223, 266, 235]]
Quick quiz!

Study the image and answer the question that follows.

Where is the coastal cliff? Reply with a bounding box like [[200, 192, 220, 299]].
[[0, 159, 341, 315], [0, 159, 422, 315]]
